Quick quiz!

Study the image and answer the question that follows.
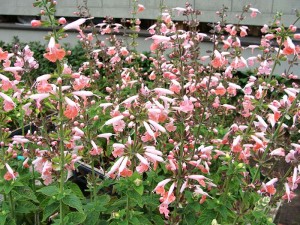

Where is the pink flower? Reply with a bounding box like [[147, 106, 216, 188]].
[[63, 18, 87, 31], [249, 8, 261, 18], [283, 37, 296, 55], [137, 4, 145, 13], [112, 143, 125, 158], [58, 17, 67, 25], [31, 20, 42, 27], [64, 97, 79, 120], [177, 96, 194, 113], [0, 92, 15, 111], [90, 140, 103, 156], [4, 163, 18, 181], [0, 48, 8, 61], [44, 37, 66, 62], [211, 50, 226, 68]]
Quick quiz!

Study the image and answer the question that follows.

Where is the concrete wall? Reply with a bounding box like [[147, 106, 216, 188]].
[[0, 0, 299, 26]]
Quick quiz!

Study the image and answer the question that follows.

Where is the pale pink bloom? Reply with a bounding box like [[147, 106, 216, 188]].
[[72, 91, 93, 98], [154, 178, 172, 194], [165, 121, 177, 132], [159, 204, 170, 218], [113, 119, 125, 132], [143, 121, 156, 140], [172, 7, 186, 15], [121, 95, 138, 104], [63, 18, 87, 31], [41, 161, 53, 185], [292, 167, 298, 188], [145, 146, 163, 156], [148, 119, 166, 133], [72, 127, 84, 137], [215, 83, 226, 96], [98, 133, 114, 139], [106, 156, 125, 178], [12, 135, 30, 144], [176, 95, 194, 113], [29, 93, 50, 110], [221, 104, 236, 110], [291, 143, 300, 152], [261, 24, 269, 33], [107, 47, 116, 56], [162, 13, 171, 24], [285, 150, 296, 163], [120, 47, 129, 56], [194, 185, 212, 198], [22, 102, 32, 116], [0, 92, 15, 111], [187, 175, 211, 187], [258, 60, 271, 75], [137, 4, 145, 13], [240, 26, 248, 37], [145, 152, 164, 162], [147, 24, 156, 35], [294, 33, 300, 39], [90, 140, 103, 156], [4, 163, 17, 181], [254, 115, 268, 132], [249, 8, 261, 18], [147, 35, 171, 44], [255, 85, 263, 99], [118, 156, 129, 175], [270, 148, 285, 157], [211, 50, 227, 68], [283, 37, 296, 55], [136, 153, 149, 166], [284, 183, 292, 202], [112, 143, 125, 158], [105, 115, 124, 126]]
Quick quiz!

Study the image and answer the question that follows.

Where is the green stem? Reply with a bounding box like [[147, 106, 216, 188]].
[[9, 191, 15, 220], [58, 83, 65, 224]]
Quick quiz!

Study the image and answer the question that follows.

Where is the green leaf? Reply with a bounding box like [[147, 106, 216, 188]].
[[66, 182, 84, 199], [62, 194, 83, 213], [85, 211, 100, 225], [13, 186, 39, 203], [37, 185, 59, 197], [197, 209, 217, 225], [15, 201, 38, 213], [0, 214, 7, 225], [133, 184, 144, 196], [42, 202, 59, 222], [151, 215, 164, 225], [67, 212, 86, 223]]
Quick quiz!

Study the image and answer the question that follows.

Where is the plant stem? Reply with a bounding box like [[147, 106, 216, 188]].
[[58, 82, 65, 224], [9, 191, 15, 221]]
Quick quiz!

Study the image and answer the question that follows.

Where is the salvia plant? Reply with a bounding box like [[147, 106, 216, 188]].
[[0, 0, 299, 224]]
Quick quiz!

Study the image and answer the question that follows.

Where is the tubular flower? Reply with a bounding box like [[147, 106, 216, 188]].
[[64, 97, 79, 119], [44, 37, 66, 62]]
